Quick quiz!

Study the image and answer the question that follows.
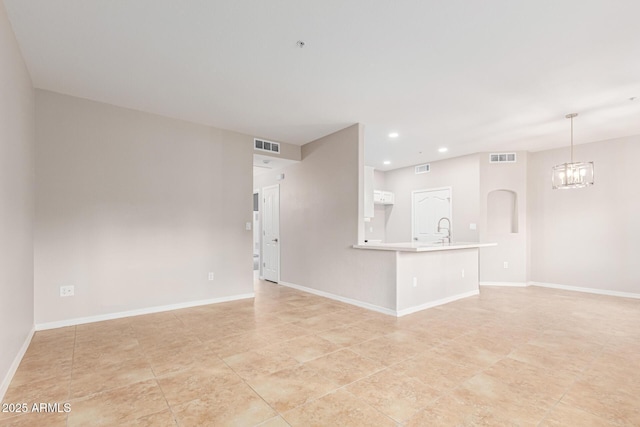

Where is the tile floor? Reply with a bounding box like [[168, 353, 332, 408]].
[[1, 281, 639, 426]]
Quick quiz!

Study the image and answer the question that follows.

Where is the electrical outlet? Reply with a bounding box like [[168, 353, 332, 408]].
[[461, 269, 465, 278], [469, 223, 477, 230], [412, 277, 418, 288], [208, 272, 215, 281], [503, 262, 509, 269], [60, 285, 74, 297]]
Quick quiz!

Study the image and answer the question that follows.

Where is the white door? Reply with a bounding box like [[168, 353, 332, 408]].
[[412, 188, 452, 242], [262, 185, 280, 282]]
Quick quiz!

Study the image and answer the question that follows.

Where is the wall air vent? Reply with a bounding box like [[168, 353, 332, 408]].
[[415, 164, 430, 174], [254, 138, 280, 154], [489, 153, 516, 163]]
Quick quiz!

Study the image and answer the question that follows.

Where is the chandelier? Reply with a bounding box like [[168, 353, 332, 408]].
[[551, 113, 594, 189]]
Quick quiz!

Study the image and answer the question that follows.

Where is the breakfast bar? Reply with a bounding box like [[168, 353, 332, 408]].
[[353, 242, 496, 316]]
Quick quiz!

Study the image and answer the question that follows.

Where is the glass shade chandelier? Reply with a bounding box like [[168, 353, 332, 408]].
[[551, 113, 594, 189]]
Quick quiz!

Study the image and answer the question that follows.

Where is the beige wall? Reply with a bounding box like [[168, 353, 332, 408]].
[[479, 152, 529, 283], [0, 2, 35, 396], [528, 135, 640, 293], [34, 90, 254, 324], [384, 154, 481, 243], [254, 125, 396, 310]]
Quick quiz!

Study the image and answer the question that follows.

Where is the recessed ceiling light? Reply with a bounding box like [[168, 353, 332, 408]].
[[438, 147, 448, 153], [383, 160, 391, 165], [388, 132, 399, 138]]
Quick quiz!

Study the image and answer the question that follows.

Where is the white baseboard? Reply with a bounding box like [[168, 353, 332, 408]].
[[479, 281, 528, 287], [278, 281, 397, 317], [0, 326, 35, 402], [35, 293, 255, 331], [396, 289, 480, 317], [529, 282, 640, 299]]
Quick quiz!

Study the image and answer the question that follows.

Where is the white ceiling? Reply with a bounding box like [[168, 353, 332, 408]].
[[5, 0, 640, 171]]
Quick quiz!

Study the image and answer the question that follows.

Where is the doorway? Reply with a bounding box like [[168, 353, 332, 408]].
[[412, 187, 452, 242], [261, 184, 280, 282], [253, 190, 260, 275]]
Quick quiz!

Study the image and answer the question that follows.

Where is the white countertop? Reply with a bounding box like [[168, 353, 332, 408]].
[[353, 241, 497, 252]]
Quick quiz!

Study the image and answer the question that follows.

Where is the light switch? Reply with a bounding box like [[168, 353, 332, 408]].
[[469, 223, 477, 230], [245, 222, 252, 231]]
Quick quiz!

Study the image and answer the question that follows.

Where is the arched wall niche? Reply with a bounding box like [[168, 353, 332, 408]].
[[487, 189, 518, 233]]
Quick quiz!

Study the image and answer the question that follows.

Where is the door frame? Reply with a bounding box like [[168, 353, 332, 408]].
[[411, 186, 453, 242], [253, 188, 261, 278], [261, 184, 280, 283]]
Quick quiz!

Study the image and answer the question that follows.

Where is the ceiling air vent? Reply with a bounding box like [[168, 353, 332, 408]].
[[415, 164, 430, 174], [490, 153, 516, 163], [254, 138, 280, 154]]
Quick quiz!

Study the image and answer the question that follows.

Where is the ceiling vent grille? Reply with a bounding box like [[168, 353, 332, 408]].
[[254, 138, 280, 154], [415, 164, 430, 174], [490, 153, 516, 163]]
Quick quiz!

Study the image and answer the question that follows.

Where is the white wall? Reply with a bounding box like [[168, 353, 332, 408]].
[[254, 125, 397, 311], [0, 2, 35, 398], [528, 135, 640, 293], [384, 154, 481, 243], [479, 152, 528, 284], [34, 91, 254, 325]]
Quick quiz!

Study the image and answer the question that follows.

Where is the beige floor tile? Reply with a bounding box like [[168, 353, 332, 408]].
[[405, 394, 520, 427], [145, 342, 221, 377], [256, 416, 291, 427], [172, 382, 277, 427], [348, 335, 419, 366], [67, 379, 168, 427], [430, 339, 503, 370], [451, 372, 557, 425], [394, 351, 480, 392], [28, 326, 75, 348], [481, 357, 576, 400], [561, 379, 640, 426], [70, 356, 155, 398], [223, 347, 300, 380], [5, 281, 640, 426], [156, 361, 243, 407], [121, 410, 177, 426], [204, 330, 273, 359], [255, 323, 311, 343], [303, 348, 384, 386], [346, 368, 441, 422], [73, 335, 144, 367], [540, 402, 617, 427], [0, 412, 68, 427], [246, 365, 340, 413], [0, 375, 71, 410], [282, 389, 396, 427], [9, 342, 73, 387], [274, 335, 340, 363], [291, 313, 354, 333], [507, 342, 597, 376], [316, 324, 384, 347]]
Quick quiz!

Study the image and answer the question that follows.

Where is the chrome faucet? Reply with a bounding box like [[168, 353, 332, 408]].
[[437, 217, 451, 244]]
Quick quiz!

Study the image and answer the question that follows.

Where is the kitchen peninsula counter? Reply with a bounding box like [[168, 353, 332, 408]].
[[353, 241, 496, 252], [353, 241, 496, 316]]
